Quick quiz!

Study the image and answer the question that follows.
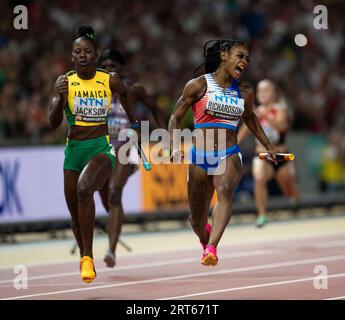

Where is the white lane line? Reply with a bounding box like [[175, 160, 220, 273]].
[[2, 254, 345, 300], [1, 230, 344, 271], [0, 249, 277, 284], [160, 273, 345, 300], [2, 233, 345, 282], [324, 295, 345, 300]]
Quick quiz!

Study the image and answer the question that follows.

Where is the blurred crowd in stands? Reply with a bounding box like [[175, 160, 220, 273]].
[[1, 0, 344, 190]]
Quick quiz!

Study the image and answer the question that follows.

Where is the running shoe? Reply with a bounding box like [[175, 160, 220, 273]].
[[200, 223, 212, 250], [256, 216, 268, 228], [201, 244, 218, 266], [80, 256, 96, 283], [103, 250, 116, 268]]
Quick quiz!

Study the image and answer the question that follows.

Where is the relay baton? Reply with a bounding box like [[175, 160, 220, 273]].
[[127, 123, 151, 171], [259, 152, 295, 162], [136, 141, 151, 171]]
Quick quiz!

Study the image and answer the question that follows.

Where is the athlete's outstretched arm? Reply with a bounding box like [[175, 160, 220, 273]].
[[109, 73, 136, 124], [241, 84, 279, 161], [49, 75, 68, 129], [132, 84, 167, 129], [168, 77, 206, 152]]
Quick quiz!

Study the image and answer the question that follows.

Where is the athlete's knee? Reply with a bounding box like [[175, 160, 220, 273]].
[[285, 184, 299, 198], [77, 182, 93, 202], [254, 175, 269, 186], [217, 183, 235, 199]]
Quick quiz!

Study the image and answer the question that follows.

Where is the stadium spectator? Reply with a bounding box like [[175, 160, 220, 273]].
[[1, 0, 344, 145]]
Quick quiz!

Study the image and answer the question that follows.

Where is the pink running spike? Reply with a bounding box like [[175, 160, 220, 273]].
[[200, 223, 212, 250], [201, 244, 218, 266]]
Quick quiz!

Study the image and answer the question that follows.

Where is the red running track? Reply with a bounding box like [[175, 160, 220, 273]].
[[1, 233, 345, 300]]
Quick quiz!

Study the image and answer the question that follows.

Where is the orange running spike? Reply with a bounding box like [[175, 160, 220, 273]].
[[80, 256, 96, 283]]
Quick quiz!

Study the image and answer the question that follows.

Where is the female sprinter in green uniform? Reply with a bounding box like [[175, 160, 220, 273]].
[[169, 40, 279, 266], [49, 25, 136, 283]]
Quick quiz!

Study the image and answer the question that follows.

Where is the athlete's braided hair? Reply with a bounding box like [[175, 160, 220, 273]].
[[194, 39, 249, 76], [73, 25, 98, 49]]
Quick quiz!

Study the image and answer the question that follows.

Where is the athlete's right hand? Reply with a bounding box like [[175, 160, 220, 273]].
[[265, 144, 280, 165], [55, 75, 68, 98]]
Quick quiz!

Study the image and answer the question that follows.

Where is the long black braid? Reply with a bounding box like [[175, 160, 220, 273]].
[[194, 39, 249, 76]]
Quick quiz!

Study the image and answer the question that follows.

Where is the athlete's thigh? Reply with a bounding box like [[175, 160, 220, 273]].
[[79, 154, 113, 192], [275, 162, 297, 195], [188, 164, 214, 218], [64, 169, 80, 215], [252, 157, 275, 182], [213, 153, 243, 199]]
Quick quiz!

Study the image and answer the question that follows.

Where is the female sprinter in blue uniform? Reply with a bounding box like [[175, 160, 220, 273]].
[[168, 40, 279, 266], [49, 26, 136, 283]]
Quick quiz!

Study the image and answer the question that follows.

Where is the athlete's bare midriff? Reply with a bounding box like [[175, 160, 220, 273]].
[[192, 127, 238, 151], [68, 124, 108, 140]]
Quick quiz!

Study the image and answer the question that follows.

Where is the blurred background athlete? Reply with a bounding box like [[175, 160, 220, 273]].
[[98, 49, 167, 268], [238, 79, 300, 227]]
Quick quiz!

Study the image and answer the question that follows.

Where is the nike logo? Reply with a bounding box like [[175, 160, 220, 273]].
[[220, 155, 228, 160]]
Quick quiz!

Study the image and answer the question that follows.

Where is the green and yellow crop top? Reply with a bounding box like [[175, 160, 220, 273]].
[[65, 69, 112, 126]]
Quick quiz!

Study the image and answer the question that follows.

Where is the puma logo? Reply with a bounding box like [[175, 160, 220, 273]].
[[96, 80, 106, 87]]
